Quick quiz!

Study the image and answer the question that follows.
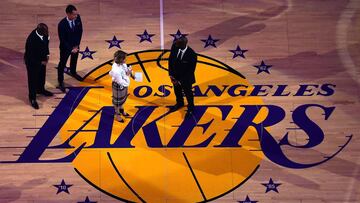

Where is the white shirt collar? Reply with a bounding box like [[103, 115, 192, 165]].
[[177, 46, 188, 59], [35, 30, 43, 40], [115, 62, 127, 68], [178, 46, 188, 53], [67, 17, 75, 27]]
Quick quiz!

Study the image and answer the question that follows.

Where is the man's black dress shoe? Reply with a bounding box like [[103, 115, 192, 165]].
[[185, 109, 193, 118], [58, 83, 66, 93], [170, 103, 184, 111], [39, 89, 53, 96], [71, 72, 83, 81], [30, 99, 39, 109]]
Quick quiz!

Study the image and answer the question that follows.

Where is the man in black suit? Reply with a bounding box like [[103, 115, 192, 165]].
[[57, 4, 83, 92], [168, 36, 197, 118], [24, 23, 53, 109]]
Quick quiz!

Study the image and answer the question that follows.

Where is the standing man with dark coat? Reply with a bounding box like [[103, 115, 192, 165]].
[[168, 36, 197, 118], [24, 23, 53, 109], [57, 4, 83, 92]]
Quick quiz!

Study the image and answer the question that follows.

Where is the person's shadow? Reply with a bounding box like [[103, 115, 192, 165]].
[[0, 178, 47, 203], [0, 46, 60, 106], [159, 3, 288, 52], [266, 44, 360, 101]]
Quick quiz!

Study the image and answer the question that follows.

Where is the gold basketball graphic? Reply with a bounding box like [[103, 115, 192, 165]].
[[59, 50, 265, 202]]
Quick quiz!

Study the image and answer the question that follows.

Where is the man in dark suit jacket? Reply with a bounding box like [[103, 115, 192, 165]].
[[57, 4, 83, 92], [168, 36, 197, 117], [24, 23, 53, 109]]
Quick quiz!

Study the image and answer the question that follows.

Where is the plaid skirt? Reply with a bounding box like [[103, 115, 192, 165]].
[[112, 82, 128, 107]]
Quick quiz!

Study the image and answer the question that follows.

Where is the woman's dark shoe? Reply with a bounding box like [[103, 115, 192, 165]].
[[115, 114, 125, 123], [120, 109, 131, 117]]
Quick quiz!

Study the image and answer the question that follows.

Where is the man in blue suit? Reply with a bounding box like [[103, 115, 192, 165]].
[[57, 4, 83, 92]]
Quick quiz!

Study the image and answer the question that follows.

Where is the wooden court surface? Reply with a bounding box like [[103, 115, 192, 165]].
[[0, 0, 359, 202]]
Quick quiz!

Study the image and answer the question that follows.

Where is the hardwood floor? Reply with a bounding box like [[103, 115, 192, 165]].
[[0, 0, 359, 202]]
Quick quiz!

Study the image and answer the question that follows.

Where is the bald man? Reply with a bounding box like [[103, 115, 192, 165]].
[[168, 36, 197, 118], [24, 23, 53, 109]]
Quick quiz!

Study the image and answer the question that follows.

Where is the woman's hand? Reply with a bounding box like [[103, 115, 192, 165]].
[[126, 65, 133, 76]]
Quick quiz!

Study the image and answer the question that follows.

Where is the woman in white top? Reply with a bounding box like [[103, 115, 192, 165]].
[[109, 50, 134, 122]]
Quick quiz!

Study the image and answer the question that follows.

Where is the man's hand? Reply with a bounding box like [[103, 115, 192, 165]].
[[170, 76, 175, 83], [41, 55, 49, 65], [71, 47, 79, 53], [170, 76, 180, 85]]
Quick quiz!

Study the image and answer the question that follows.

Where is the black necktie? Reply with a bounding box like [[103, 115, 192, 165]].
[[177, 50, 182, 60], [71, 21, 75, 30]]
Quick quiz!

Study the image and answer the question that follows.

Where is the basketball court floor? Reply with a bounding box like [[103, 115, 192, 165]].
[[0, 0, 359, 202]]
